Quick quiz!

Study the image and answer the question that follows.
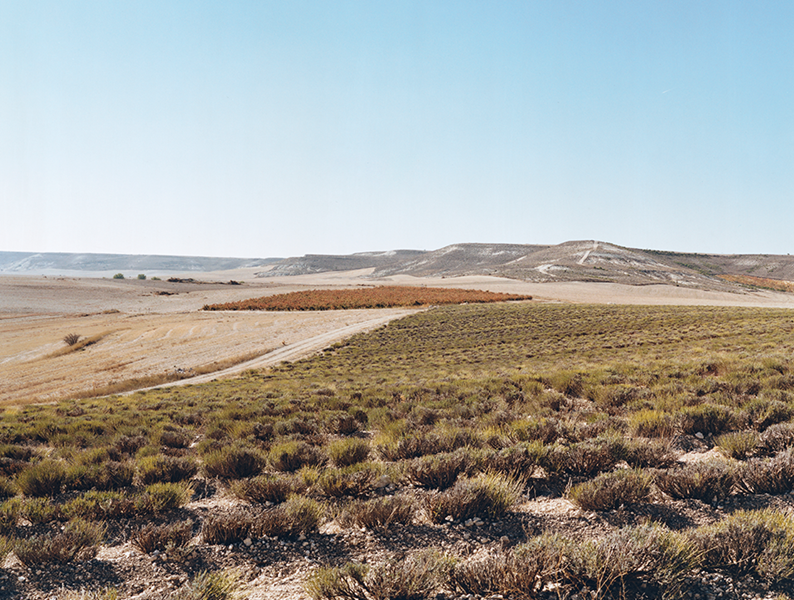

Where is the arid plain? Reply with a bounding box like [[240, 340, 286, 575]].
[[2, 268, 794, 406], [4, 266, 794, 599]]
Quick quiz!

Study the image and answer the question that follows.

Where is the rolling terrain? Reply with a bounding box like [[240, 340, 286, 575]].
[[5, 242, 794, 294], [259, 241, 794, 291], [0, 251, 279, 277]]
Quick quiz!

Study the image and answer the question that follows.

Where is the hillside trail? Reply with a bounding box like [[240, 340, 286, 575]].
[[578, 241, 598, 265], [127, 309, 417, 393]]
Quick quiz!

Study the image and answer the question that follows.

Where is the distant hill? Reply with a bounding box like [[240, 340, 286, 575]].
[[0, 251, 279, 276], [4, 243, 794, 293], [257, 250, 426, 277], [257, 241, 794, 292]]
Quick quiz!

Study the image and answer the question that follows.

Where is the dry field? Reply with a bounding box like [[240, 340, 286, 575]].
[[0, 276, 416, 405], [2, 270, 794, 406], [3, 270, 794, 599]]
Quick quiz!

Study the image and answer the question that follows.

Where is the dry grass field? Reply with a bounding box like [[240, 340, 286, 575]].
[[2, 271, 793, 406], [3, 270, 794, 599], [0, 276, 418, 405]]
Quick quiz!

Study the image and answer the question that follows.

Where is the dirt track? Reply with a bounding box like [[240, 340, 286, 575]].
[[0, 275, 421, 405]]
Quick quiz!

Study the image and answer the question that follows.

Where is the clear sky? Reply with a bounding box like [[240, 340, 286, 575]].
[[1, 1, 792, 258]]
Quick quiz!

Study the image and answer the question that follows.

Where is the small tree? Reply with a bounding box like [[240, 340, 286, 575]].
[[112, 273, 124, 279], [137, 274, 146, 280]]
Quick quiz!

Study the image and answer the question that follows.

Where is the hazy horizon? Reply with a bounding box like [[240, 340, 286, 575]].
[[2, 2, 792, 258]]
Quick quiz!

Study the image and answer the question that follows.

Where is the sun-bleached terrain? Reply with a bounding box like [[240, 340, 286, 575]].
[[2, 264, 793, 406]]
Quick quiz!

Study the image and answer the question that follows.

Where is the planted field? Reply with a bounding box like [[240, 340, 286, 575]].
[[3, 303, 794, 598], [202, 285, 532, 311]]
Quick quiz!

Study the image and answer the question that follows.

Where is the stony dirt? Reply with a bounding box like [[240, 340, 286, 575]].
[[3, 463, 794, 599]]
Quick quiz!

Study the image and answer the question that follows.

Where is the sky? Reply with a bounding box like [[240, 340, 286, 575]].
[[1, 1, 792, 259]]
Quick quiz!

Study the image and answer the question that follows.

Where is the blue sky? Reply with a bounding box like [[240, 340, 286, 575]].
[[1, 1, 792, 258]]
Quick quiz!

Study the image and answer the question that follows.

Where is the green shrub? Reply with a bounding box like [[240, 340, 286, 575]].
[[688, 509, 794, 578], [449, 546, 556, 598], [760, 422, 794, 454], [66, 460, 136, 491], [254, 495, 324, 539], [438, 426, 482, 451], [316, 464, 379, 498], [508, 417, 560, 444], [202, 509, 253, 545], [269, 441, 325, 472], [0, 476, 16, 498], [15, 518, 104, 564], [376, 432, 442, 461], [306, 551, 450, 600], [541, 438, 623, 478], [678, 404, 735, 436], [0, 457, 30, 478], [569, 468, 652, 511], [654, 460, 734, 501], [133, 519, 193, 554], [623, 439, 676, 469], [17, 460, 66, 497], [112, 273, 124, 279], [306, 563, 370, 600], [21, 497, 61, 523], [0, 444, 34, 461], [281, 494, 323, 535], [716, 431, 760, 459], [743, 398, 793, 431], [62, 490, 136, 520], [273, 417, 318, 437], [111, 434, 147, 457], [136, 482, 193, 513], [137, 274, 146, 280], [231, 474, 304, 504], [179, 569, 241, 600], [546, 371, 585, 398], [429, 472, 523, 522], [405, 449, 474, 490], [159, 428, 192, 448], [0, 499, 18, 536], [338, 495, 415, 530], [630, 409, 674, 438], [326, 413, 360, 435], [735, 450, 794, 495], [204, 445, 266, 479], [139, 455, 198, 484], [327, 438, 370, 467], [566, 524, 699, 598]]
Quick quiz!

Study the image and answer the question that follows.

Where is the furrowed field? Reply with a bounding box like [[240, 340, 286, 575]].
[[4, 302, 794, 599]]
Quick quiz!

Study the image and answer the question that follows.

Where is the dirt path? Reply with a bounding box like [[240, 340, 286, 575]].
[[578, 241, 598, 265], [0, 308, 416, 406], [134, 310, 417, 391]]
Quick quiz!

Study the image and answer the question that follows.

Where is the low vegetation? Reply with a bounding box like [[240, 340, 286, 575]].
[[719, 273, 794, 293], [202, 285, 532, 311], [3, 302, 794, 597]]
